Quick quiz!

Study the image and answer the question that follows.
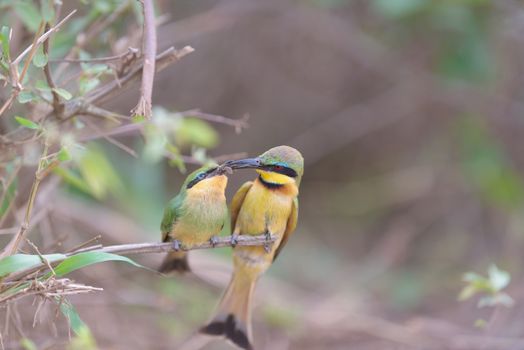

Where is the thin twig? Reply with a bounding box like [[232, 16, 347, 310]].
[[65, 235, 102, 253], [13, 10, 77, 66], [182, 110, 249, 133], [81, 46, 193, 107], [49, 47, 139, 63], [131, 0, 157, 119], [18, 22, 46, 84], [0, 143, 51, 258], [42, 23, 62, 116], [25, 238, 56, 276], [82, 117, 138, 158]]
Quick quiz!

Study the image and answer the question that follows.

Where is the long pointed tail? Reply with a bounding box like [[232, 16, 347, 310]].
[[158, 251, 190, 273], [200, 271, 256, 350]]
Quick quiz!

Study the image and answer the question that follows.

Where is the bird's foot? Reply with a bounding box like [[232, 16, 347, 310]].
[[264, 230, 272, 253], [172, 240, 181, 251], [209, 235, 219, 248], [230, 234, 239, 248]]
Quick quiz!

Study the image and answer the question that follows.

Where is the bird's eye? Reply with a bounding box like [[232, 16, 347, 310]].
[[273, 165, 283, 171], [197, 172, 206, 179]]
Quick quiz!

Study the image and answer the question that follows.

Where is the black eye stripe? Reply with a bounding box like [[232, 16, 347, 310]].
[[265, 165, 297, 177]]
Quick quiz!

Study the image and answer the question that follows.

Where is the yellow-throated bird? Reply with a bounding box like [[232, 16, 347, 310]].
[[200, 146, 304, 350], [159, 164, 229, 273]]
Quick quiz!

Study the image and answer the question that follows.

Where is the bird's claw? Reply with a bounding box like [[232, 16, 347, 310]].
[[230, 234, 239, 247], [172, 240, 181, 251], [264, 230, 272, 253], [209, 235, 219, 247]]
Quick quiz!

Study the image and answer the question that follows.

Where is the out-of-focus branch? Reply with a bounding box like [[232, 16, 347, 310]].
[[131, 0, 157, 119], [0, 144, 59, 259], [42, 23, 63, 116], [182, 110, 249, 133], [0, 11, 76, 118], [79, 46, 193, 108], [12, 10, 77, 66]]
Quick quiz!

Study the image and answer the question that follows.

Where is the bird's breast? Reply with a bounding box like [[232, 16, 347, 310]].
[[235, 180, 294, 236]]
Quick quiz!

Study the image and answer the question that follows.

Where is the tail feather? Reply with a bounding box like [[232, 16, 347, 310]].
[[158, 251, 190, 273], [200, 272, 255, 350]]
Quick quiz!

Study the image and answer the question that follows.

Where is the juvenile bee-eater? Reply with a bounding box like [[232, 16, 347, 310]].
[[159, 164, 229, 273], [200, 146, 304, 350]]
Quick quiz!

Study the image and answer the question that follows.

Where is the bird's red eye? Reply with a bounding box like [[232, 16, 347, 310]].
[[274, 165, 283, 170]]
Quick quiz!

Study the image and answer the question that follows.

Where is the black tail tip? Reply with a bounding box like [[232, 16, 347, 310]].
[[200, 314, 253, 350], [158, 257, 190, 274]]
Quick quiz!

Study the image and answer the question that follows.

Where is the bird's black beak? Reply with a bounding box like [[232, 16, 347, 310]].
[[224, 157, 262, 170]]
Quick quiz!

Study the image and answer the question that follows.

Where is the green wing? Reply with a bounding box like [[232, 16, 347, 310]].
[[161, 193, 185, 242], [230, 181, 253, 231], [273, 197, 298, 262]]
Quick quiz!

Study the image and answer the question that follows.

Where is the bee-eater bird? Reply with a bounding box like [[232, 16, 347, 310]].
[[200, 145, 304, 350], [159, 164, 229, 273]]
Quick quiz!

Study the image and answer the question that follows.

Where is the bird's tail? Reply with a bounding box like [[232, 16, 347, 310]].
[[158, 251, 190, 273], [200, 271, 255, 350]]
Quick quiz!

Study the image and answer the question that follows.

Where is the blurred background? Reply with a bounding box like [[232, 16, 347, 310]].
[[2, 0, 524, 349]]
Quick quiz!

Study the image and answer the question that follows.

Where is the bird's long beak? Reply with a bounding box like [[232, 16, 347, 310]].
[[224, 157, 262, 169]]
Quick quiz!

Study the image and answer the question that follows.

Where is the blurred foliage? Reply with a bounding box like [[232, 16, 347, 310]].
[[372, 0, 492, 81], [459, 264, 514, 308], [456, 116, 524, 212]]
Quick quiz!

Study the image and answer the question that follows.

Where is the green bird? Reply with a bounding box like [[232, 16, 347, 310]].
[[159, 164, 229, 273]]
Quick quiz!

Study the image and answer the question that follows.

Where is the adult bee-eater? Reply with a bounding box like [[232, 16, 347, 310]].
[[200, 145, 304, 350], [159, 164, 229, 273]]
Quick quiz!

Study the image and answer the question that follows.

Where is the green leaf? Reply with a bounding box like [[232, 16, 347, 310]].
[[35, 79, 51, 91], [57, 147, 72, 162], [0, 26, 10, 60], [0, 253, 66, 277], [53, 252, 144, 277], [76, 145, 124, 199], [458, 285, 477, 301], [17, 91, 39, 104], [175, 118, 219, 149], [67, 325, 98, 350], [0, 175, 17, 219], [32, 50, 48, 67], [474, 319, 487, 328], [53, 87, 72, 100], [488, 264, 510, 291], [14, 1, 42, 32], [53, 167, 92, 195], [20, 338, 37, 350], [59, 299, 88, 335], [477, 294, 514, 308], [14, 116, 39, 129], [78, 77, 100, 95]]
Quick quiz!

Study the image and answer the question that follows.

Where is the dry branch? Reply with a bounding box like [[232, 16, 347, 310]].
[[131, 0, 157, 119], [3, 234, 277, 284]]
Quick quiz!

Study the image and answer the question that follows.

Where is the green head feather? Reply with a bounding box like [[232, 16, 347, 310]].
[[258, 145, 304, 183], [181, 162, 219, 190]]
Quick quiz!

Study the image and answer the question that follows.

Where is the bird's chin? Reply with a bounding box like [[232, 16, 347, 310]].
[[257, 170, 295, 185]]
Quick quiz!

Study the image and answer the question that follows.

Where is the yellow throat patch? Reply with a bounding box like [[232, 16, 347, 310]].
[[257, 169, 295, 185]]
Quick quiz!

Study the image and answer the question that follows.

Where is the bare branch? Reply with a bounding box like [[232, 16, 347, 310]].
[[3, 234, 277, 284], [13, 10, 77, 66], [179, 110, 249, 133], [79, 46, 193, 107], [131, 0, 157, 120], [49, 47, 139, 64], [42, 23, 63, 116]]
